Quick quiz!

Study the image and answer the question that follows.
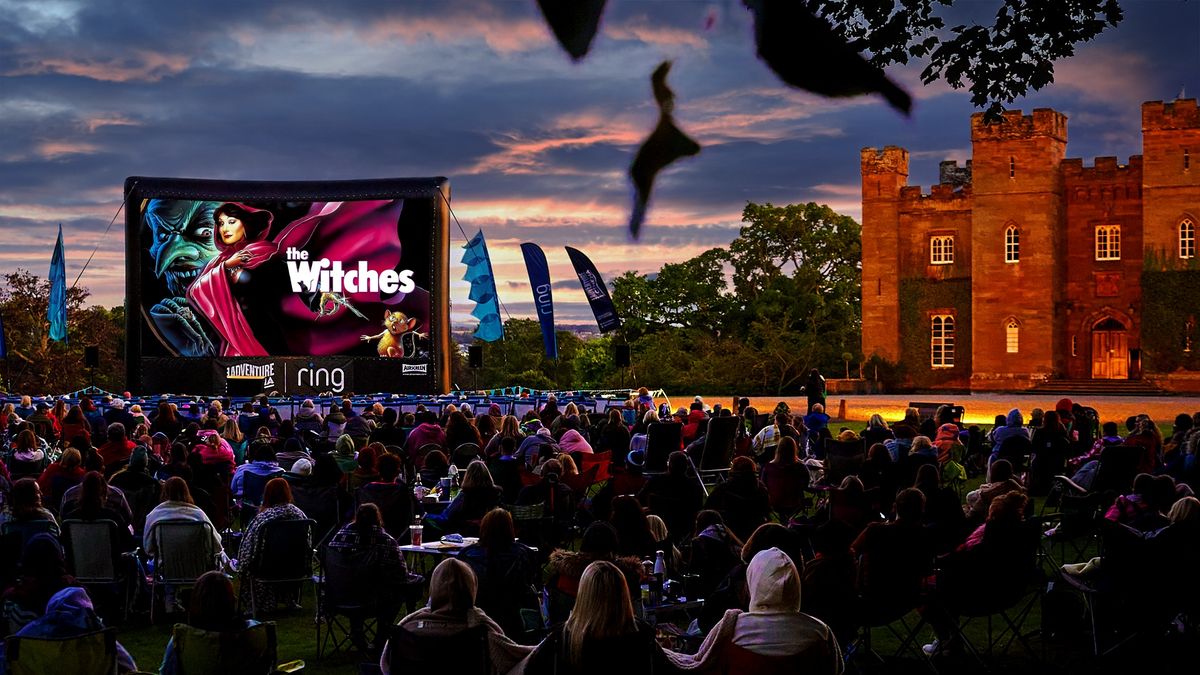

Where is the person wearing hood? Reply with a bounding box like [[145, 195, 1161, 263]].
[[323, 404, 348, 440], [558, 428, 593, 455], [513, 560, 680, 675], [403, 411, 446, 467], [682, 548, 842, 674], [275, 437, 311, 473], [381, 558, 531, 675], [517, 426, 559, 467], [0, 534, 75, 635], [0, 587, 137, 674], [682, 408, 707, 446], [292, 399, 324, 435], [344, 410, 375, 450], [932, 423, 964, 465], [332, 433, 359, 474], [991, 408, 1031, 452]]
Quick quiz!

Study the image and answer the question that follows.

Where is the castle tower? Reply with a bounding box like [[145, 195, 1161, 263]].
[[1142, 99, 1200, 263], [970, 109, 1068, 387], [860, 146, 909, 362]]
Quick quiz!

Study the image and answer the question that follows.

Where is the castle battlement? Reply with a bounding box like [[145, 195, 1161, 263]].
[[1061, 155, 1143, 179], [1143, 99, 1200, 131], [971, 108, 1067, 143], [898, 183, 972, 202], [860, 146, 909, 175]]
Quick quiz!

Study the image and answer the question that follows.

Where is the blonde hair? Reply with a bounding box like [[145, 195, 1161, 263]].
[[460, 460, 496, 490], [500, 415, 521, 439], [559, 454, 579, 476], [643, 409, 659, 425], [565, 561, 635, 666], [1169, 496, 1200, 525], [911, 436, 933, 455], [868, 413, 888, 429], [221, 417, 244, 443], [564, 402, 579, 417], [646, 514, 669, 542]]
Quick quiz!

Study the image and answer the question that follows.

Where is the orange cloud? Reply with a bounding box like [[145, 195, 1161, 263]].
[[36, 141, 101, 159], [9, 50, 190, 82], [351, 14, 553, 54], [80, 113, 142, 133], [603, 21, 708, 49]]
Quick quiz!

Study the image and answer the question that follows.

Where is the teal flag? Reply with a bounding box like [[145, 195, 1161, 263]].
[[48, 224, 67, 342], [460, 230, 504, 342]]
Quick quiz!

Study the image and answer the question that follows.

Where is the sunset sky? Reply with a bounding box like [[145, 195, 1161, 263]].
[[1, 0, 1198, 326]]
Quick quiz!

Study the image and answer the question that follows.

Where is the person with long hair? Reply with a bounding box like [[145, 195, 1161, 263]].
[[220, 417, 247, 464], [143, 477, 225, 564], [609, 494, 657, 559], [638, 451, 705, 542], [158, 571, 258, 674], [445, 410, 484, 456], [546, 522, 645, 623], [60, 405, 92, 445], [517, 560, 678, 675], [595, 408, 632, 458], [0, 478, 58, 536], [762, 437, 810, 519], [426, 460, 502, 536], [484, 414, 524, 457], [11, 429, 45, 466], [329, 503, 419, 649], [237, 478, 308, 611], [688, 509, 744, 599], [151, 401, 182, 440], [460, 508, 540, 642], [349, 443, 382, 491], [382, 558, 531, 675], [36, 447, 85, 511], [705, 456, 771, 541]]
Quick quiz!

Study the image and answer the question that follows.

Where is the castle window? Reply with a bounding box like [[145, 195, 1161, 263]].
[[1009, 156, 1016, 178], [1180, 218, 1195, 259], [1005, 226, 1020, 263], [1095, 225, 1121, 261], [931, 314, 955, 368], [1072, 335, 1078, 357], [930, 235, 954, 265], [1186, 148, 1191, 171], [1006, 320, 1020, 353]]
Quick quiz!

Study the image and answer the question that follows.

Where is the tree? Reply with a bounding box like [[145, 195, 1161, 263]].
[[467, 318, 584, 391], [0, 269, 125, 393]]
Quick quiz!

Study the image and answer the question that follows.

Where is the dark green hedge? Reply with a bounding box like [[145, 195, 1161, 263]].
[[898, 278, 972, 388], [1141, 270, 1200, 372]]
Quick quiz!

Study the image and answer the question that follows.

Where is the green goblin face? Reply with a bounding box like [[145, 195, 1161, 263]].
[[146, 199, 220, 297]]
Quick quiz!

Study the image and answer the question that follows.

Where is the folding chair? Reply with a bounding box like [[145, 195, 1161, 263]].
[[385, 624, 489, 675], [169, 621, 279, 675], [239, 470, 284, 528], [452, 443, 482, 470], [4, 627, 118, 675], [698, 416, 739, 484], [644, 422, 682, 474], [242, 518, 316, 618], [147, 519, 221, 623], [316, 545, 415, 659], [823, 439, 866, 487], [61, 519, 133, 621]]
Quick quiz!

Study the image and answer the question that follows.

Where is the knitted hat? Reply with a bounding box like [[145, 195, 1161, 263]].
[[292, 458, 314, 475]]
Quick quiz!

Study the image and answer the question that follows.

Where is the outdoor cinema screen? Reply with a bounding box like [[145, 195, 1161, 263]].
[[125, 176, 451, 396]]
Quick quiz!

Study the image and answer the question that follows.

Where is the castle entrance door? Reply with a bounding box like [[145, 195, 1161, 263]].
[[1091, 317, 1128, 380]]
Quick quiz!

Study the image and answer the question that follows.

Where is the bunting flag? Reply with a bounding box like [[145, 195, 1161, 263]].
[[520, 242, 558, 360], [48, 224, 67, 343], [460, 230, 504, 342], [565, 246, 621, 333]]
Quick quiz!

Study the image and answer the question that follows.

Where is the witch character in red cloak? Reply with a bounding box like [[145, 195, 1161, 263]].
[[181, 200, 430, 357]]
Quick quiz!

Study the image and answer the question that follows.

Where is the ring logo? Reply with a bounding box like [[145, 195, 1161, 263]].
[[227, 363, 275, 389], [401, 363, 428, 375]]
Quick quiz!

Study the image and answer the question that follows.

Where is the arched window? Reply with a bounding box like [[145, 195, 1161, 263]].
[[931, 314, 955, 368], [930, 235, 954, 265], [1005, 225, 1020, 263], [1180, 218, 1195, 259], [1006, 319, 1019, 353], [1095, 225, 1121, 261]]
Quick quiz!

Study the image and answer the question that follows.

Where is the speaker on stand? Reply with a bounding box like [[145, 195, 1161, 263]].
[[468, 345, 483, 391], [84, 345, 99, 389], [614, 344, 631, 389]]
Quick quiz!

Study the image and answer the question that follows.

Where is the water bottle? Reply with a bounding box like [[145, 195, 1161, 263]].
[[653, 550, 666, 582]]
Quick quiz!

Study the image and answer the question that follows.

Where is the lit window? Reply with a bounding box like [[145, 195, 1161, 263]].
[[1180, 218, 1195, 259], [1009, 156, 1016, 178], [1071, 335, 1078, 357], [930, 235, 955, 265], [1006, 320, 1019, 353], [1005, 226, 1020, 263], [931, 314, 955, 368], [1186, 148, 1191, 171], [1095, 225, 1121, 261]]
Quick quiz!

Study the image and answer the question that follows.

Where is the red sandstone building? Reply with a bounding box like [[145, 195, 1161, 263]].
[[861, 99, 1200, 392]]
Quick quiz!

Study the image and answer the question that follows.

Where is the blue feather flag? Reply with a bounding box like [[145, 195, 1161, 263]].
[[460, 230, 504, 342], [48, 224, 67, 342]]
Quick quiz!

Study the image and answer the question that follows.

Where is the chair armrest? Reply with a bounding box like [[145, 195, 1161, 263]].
[[1053, 475, 1087, 495]]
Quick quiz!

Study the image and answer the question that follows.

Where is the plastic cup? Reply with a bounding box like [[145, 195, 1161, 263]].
[[410, 525, 423, 547]]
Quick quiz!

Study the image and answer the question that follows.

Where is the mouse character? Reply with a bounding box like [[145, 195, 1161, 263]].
[[361, 309, 421, 357]]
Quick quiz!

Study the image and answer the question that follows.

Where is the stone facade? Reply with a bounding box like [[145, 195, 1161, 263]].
[[861, 99, 1200, 391]]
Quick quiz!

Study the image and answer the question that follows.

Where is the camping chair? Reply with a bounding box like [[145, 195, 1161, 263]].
[[169, 621, 279, 675], [239, 469, 285, 528], [4, 627, 119, 675], [241, 518, 316, 618], [315, 545, 418, 659], [355, 484, 414, 541], [579, 451, 611, 482], [645, 422, 683, 474], [452, 443, 482, 470], [386, 624, 489, 675], [1041, 445, 1141, 567], [822, 438, 866, 487], [147, 519, 221, 623], [698, 416, 739, 481], [62, 519, 133, 621], [291, 484, 343, 548], [0, 519, 56, 548], [510, 501, 555, 552]]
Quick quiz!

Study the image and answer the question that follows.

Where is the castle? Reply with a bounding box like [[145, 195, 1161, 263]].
[[861, 99, 1200, 392]]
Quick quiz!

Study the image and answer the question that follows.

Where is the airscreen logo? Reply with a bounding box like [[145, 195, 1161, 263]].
[[402, 363, 427, 375]]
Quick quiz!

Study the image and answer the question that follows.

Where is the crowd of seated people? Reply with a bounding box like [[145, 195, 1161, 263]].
[[0, 389, 1197, 673]]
